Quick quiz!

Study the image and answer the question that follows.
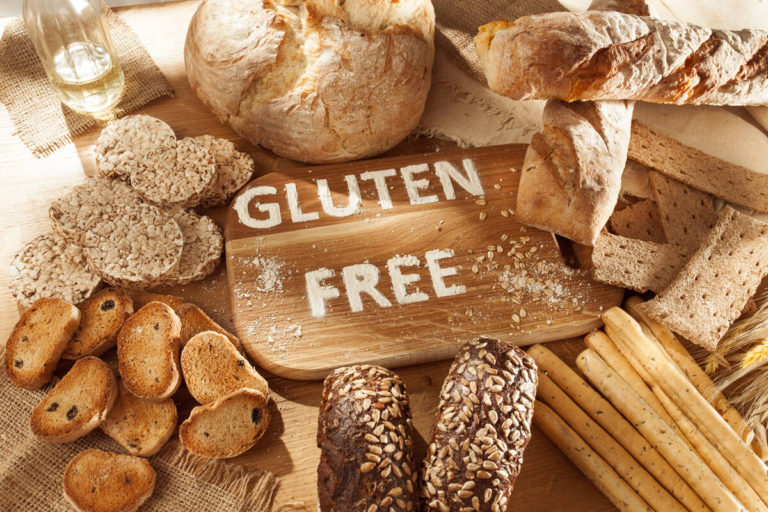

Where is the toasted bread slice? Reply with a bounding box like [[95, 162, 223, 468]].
[[122, 290, 185, 312], [30, 356, 117, 442], [100, 381, 177, 457], [5, 298, 80, 389], [181, 331, 268, 404], [63, 449, 156, 512], [117, 301, 182, 401], [179, 388, 269, 458], [63, 289, 134, 360], [177, 303, 242, 352]]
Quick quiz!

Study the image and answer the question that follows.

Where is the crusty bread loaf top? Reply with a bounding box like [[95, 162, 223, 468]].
[[476, 12, 768, 106]]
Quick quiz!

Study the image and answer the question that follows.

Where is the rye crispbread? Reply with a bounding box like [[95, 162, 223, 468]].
[[629, 122, 768, 213], [63, 449, 156, 512], [117, 302, 182, 401], [62, 288, 134, 360], [619, 159, 653, 201], [608, 199, 666, 243], [181, 331, 268, 404], [100, 381, 178, 457], [176, 303, 242, 351], [639, 207, 768, 351], [179, 387, 270, 459], [5, 298, 80, 388], [30, 356, 117, 443], [161, 210, 223, 286], [592, 233, 691, 293], [83, 204, 183, 289], [649, 172, 719, 246], [130, 137, 217, 209], [192, 135, 255, 208], [95, 114, 176, 180], [9, 233, 102, 307]]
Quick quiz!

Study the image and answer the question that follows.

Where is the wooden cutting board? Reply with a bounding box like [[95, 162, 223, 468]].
[[225, 144, 624, 379]]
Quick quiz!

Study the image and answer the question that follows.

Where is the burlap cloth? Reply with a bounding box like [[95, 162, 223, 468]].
[[0, 7, 173, 158], [0, 353, 277, 511]]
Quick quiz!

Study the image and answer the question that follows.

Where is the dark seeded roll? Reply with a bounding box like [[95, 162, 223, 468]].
[[421, 338, 538, 512], [318, 365, 418, 512]]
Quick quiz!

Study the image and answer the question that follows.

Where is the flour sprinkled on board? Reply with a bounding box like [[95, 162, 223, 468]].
[[251, 256, 285, 293]]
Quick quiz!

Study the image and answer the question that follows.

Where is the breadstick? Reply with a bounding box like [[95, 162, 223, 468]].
[[584, 331, 683, 441], [533, 401, 653, 512], [655, 387, 768, 512], [603, 307, 768, 505], [537, 372, 686, 512], [625, 295, 768, 460], [527, 344, 708, 512], [577, 349, 745, 512]]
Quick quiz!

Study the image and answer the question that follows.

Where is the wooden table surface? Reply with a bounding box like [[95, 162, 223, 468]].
[[0, 2, 617, 510]]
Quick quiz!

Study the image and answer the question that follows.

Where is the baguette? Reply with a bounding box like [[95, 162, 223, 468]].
[[476, 12, 768, 106]]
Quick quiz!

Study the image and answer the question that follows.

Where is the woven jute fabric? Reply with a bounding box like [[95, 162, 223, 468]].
[[0, 7, 173, 158], [0, 354, 277, 511], [432, 0, 563, 83]]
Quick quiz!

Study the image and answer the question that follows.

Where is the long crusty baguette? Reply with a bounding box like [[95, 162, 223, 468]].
[[475, 12, 768, 106], [514, 0, 648, 246]]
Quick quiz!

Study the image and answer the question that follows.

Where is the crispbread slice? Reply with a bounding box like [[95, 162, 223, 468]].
[[130, 138, 217, 209], [629, 121, 768, 213], [95, 114, 176, 180], [639, 207, 768, 351], [181, 331, 268, 404], [49, 178, 143, 245], [100, 381, 177, 457], [192, 135, 255, 208], [62, 288, 134, 360], [30, 356, 117, 442], [122, 290, 185, 312], [63, 449, 156, 512], [177, 303, 242, 352], [117, 302, 182, 400], [649, 172, 719, 246], [608, 199, 666, 243], [9, 233, 101, 307], [179, 388, 270, 459], [160, 210, 223, 286], [620, 159, 653, 201], [84, 205, 183, 289], [592, 233, 691, 293], [5, 298, 80, 388]]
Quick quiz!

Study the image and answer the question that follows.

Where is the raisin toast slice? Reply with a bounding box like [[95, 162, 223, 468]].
[[177, 303, 242, 351], [5, 298, 80, 388], [122, 290, 184, 312], [63, 449, 156, 512], [179, 388, 269, 458], [30, 356, 117, 442], [117, 301, 182, 401], [63, 288, 134, 359], [181, 331, 268, 404], [100, 381, 178, 457]]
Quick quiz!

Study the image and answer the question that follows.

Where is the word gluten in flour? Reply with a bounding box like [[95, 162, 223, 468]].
[[224, 145, 624, 379]]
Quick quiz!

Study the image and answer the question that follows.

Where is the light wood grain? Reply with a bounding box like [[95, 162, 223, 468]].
[[0, 1, 618, 510]]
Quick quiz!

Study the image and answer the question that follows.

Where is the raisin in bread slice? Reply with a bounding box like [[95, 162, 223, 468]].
[[5, 298, 80, 388], [30, 356, 117, 443], [179, 388, 269, 458], [100, 381, 178, 457], [177, 303, 242, 352], [117, 302, 182, 401], [63, 449, 156, 512], [181, 331, 268, 404], [63, 288, 134, 360]]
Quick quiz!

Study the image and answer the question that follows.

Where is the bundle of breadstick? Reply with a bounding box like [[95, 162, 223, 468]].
[[528, 299, 768, 512]]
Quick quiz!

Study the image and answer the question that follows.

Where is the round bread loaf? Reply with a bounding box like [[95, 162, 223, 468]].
[[184, 0, 435, 164]]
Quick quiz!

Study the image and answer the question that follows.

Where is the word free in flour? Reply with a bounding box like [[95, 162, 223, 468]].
[[234, 159, 483, 229], [305, 249, 466, 317]]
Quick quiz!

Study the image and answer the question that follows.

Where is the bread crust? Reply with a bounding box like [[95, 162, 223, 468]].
[[317, 365, 417, 511], [476, 12, 768, 106], [184, 0, 435, 163]]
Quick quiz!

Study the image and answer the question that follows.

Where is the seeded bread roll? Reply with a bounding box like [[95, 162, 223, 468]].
[[317, 365, 418, 512], [421, 338, 538, 512]]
